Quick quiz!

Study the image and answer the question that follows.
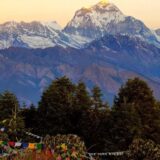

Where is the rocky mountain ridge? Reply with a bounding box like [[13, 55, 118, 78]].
[[0, 34, 160, 104]]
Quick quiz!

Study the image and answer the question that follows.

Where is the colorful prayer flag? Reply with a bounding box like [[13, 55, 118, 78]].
[[36, 143, 43, 150], [28, 143, 36, 149], [2, 141, 7, 145], [15, 142, 22, 147], [8, 141, 15, 147], [22, 142, 28, 149]]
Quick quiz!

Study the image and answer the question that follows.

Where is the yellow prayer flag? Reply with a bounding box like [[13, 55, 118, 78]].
[[61, 143, 67, 151]]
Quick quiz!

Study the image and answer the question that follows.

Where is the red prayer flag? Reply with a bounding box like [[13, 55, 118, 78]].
[[8, 141, 15, 147]]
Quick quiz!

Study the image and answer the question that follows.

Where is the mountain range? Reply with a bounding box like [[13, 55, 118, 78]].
[[0, 1, 160, 49], [0, 1, 160, 104]]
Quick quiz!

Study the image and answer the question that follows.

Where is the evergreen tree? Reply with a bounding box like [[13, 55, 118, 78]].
[[110, 77, 160, 150], [91, 86, 103, 109], [38, 76, 75, 135], [107, 103, 142, 151], [21, 104, 38, 132], [0, 91, 24, 140], [69, 81, 91, 133], [0, 91, 19, 121], [74, 81, 91, 109], [114, 77, 155, 109], [80, 108, 110, 152], [151, 102, 160, 143]]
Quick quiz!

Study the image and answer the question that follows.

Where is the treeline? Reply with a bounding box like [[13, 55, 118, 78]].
[[1, 77, 160, 153]]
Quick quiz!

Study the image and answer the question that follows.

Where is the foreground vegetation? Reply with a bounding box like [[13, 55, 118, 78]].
[[0, 134, 87, 160], [1, 77, 160, 159]]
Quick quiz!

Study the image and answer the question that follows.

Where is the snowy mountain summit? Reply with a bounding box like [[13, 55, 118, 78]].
[[64, 1, 160, 47], [64, 1, 125, 39]]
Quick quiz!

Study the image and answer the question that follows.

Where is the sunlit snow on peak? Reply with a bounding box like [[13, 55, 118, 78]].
[[100, 0, 109, 5]]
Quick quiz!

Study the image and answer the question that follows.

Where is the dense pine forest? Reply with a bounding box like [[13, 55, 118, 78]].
[[1, 77, 160, 159]]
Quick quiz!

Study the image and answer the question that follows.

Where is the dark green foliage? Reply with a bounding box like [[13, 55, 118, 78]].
[[91, 86, 103, 109], [80, 108, 110, 152], [37, 77, 110, 151], [114, 78, 156, 135], [109, 77, 160, 151], [38, 76, 76, 135], [21, 104, 38, 133], [0, 91, 24, 140], [128, 139, 160, 160], [33, 77, 160, 152], [106, 103, 142, 151], [74, 81, 91, 109], [0, 91, 19, 121], [69, 81, 91, 134], [114, 77, 155, 110]]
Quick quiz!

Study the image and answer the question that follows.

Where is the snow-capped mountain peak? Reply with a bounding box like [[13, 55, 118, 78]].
[[65, 2, 125, 32], [0, 21, 62, 49], [63, 1, 128, 41], [64, 1, 160, 48]]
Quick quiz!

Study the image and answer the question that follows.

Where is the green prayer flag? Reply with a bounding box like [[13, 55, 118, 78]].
[[36, 143, 43, 150], [2, 141, 7, 145]]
